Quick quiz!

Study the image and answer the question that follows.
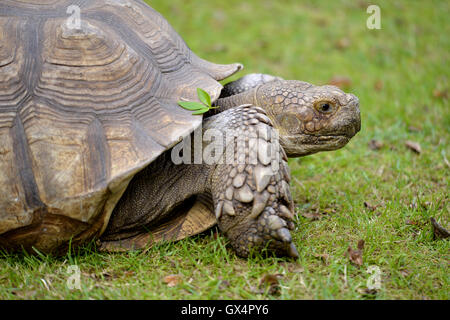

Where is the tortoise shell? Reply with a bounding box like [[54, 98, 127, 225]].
[[0, 0, 241, 253]]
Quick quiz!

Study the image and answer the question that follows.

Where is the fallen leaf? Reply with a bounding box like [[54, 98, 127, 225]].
[[430, 217, 450, 240], [405, 219, 418, 226], [123, 271, 135, 277], [400, 269, 410, 277], [405, 141, 421, 154], [11, 290, 38, 299], [312, 253, 329, 265], [364, 201, 378, 212], [345, 240, 364, 266], [358, 1, 370, 9], [374, 80, 384, 91], [335, 37, 351, 50], [408, 125, 422, 133], [259, 274, 283, 295], [163, 274, 182, 287], [328, 76, 352, 89], [433, 89, 448, 99], [358, 239, 365, 250], [368, 139, 383, 150], [301, 211, 324, 221], [357, 287, 378, 296], [313, 17, 329, 27]]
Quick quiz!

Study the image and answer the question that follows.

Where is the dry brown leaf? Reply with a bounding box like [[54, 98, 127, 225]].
[[430, 217, 450, 240], [11, 289, 38, 299], [368, 139, 383, 150], [335, 37, 351, 50], [405, 141, 421, 154], [328, 76, 352, 89], [433, 89, 448, 99], [374, 80, 384, 91], [357, 287, 378, 296], [358, 239, 365, 250], [408, 125, 422, 133], [345, 240, 364, 266], [358, 1, 370, 9], [405, 219, 418, 226], [312, 253, 329, 265], [364, 201, 378, 211], [313, 17, 329, 27], [123, 271, 135, 277], [163, 274, 182, 287], [212, 230, 220, 240], [400, 269, 410, 277], [259, 274, 283, 295]]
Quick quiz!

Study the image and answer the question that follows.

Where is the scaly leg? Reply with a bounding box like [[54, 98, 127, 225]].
[[205, 104, 298, 258]]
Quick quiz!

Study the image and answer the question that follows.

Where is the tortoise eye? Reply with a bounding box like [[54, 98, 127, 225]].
[[316, 101, 334, 114]]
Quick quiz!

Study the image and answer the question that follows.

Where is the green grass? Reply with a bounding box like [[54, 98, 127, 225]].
[[0, 0, 449, 300]]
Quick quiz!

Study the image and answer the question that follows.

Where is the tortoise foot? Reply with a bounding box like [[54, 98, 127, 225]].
[[207, 105, 298, 258]]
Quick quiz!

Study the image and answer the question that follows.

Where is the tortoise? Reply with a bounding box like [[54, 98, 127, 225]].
[[0, 0, 361, 258]]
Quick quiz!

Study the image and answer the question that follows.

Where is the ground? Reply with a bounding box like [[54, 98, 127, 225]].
[[0, 0, 448, 299]]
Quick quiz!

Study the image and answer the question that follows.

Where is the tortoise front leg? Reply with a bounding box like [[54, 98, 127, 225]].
[[204, 104, 298, 258]]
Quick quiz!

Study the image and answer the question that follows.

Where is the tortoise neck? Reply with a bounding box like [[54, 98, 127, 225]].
[[213, 87, 259, 113]]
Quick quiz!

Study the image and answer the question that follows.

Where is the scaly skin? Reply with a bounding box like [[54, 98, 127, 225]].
[[215, 78, 361, 157], [104, 104, 299, 258], [104, 75, 360, 259], [206, 105, 298, 257]]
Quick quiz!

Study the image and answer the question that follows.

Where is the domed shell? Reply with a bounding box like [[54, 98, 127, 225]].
[[0, 0, 241, 253]]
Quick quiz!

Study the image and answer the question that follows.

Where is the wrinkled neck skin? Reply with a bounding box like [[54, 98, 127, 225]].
[[213, 88, 258, 114]]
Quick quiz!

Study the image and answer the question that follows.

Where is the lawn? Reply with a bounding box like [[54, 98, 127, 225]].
[[0, 0, 448, 300]]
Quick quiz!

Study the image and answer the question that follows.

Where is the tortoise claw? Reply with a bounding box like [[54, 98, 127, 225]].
[[287, 242, 299, 258]]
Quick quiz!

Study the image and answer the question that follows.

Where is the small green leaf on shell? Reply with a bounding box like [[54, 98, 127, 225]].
[[178, 101, 205, 111], [192, 107, 211, 115], [197, 88, 211, 107]]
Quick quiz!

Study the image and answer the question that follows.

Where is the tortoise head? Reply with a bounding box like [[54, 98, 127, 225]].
[[256, 80, 361, 157]]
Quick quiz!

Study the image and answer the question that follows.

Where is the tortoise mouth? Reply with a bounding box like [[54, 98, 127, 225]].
[[280, 134, 351, 157]]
